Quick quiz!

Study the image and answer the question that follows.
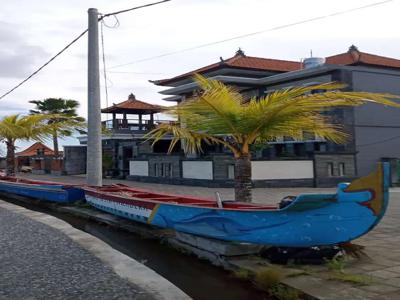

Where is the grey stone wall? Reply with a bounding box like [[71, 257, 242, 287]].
[[351, 70, 400, 176], [212, 155, 234, 180], [0, 158, 6, 169], [314, 153, 356, 187], [147, 155, 181, 178], [63, 146, 87, 175]]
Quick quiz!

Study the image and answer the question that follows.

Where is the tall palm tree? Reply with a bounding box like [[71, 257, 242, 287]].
[[146, 75, 400, 202], [29, 98, 85, 156], [0, 114, 55, 176]]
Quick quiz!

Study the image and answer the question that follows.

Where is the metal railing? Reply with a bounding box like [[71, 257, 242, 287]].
[[102, 118, 173, 131]]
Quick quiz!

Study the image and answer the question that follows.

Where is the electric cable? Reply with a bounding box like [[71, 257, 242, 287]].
[[108, 0, 394, 69], [0, 29, 88, 100], [0, 0, 172, 101]]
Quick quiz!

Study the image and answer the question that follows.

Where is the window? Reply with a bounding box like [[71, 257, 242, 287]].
[[327, 163, 334, 177], [155, 163, 172, 177], [228, 165, 235, 179], [339, 163, 345, 177]]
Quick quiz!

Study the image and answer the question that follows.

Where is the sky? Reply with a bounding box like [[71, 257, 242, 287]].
[[0, 0, 399, 151]]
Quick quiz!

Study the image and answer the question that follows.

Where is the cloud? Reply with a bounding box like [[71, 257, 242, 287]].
[[0, 21, 49, 79]]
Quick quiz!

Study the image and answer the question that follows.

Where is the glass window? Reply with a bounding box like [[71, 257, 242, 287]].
[[228, 165, 235, 179], [327, 163, 334, 177], [339, 163, 345, 177]]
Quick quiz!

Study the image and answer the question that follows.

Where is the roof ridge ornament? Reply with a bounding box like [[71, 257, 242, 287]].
[[348, 45, 361, 62], [235, 47, 245, 57], [348, 45, 359, 53], [128, 93, 136, 100]]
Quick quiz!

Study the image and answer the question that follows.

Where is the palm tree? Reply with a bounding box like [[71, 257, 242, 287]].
[[146, 75, 400, 202], [29, 98, 85, 156], [0, 114, 55, 176]]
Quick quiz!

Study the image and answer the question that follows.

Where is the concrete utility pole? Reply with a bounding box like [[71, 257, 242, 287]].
[[87, 8, 102, 186]]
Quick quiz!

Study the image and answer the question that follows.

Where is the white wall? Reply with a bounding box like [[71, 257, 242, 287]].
[[129, 161, 149, 176], [182, 161, 213, 180], [251, 160, 313, 180]]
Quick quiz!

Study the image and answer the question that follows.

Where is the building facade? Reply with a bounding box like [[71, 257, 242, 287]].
[[65, 46, 400, 187]]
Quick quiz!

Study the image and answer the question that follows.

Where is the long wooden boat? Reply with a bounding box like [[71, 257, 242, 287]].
[[0, 177, 85, 203], [83, 163, 390, 247]]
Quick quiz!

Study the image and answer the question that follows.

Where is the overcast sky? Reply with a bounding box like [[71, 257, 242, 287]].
[[0, 0, 399, 150]]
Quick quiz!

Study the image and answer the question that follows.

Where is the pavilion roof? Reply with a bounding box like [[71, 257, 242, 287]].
[[101, 94, 165, 114], [16, 142, 54, 157]]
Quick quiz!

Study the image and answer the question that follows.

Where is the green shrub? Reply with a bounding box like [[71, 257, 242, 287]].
[[326, 256, 346, 273], [329, 272, 371, 285], [233, 268, 252, 280], [254, 267, 283, 291], [270, 285, 301, 300]]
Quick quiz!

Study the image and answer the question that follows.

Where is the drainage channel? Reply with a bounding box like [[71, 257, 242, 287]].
[[2, 196, 271, 300]]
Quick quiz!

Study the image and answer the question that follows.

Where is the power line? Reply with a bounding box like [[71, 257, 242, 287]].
[[109, 0, 394, 69], [99, 0, 171, 19], [100, 21, 109, 110], [0, 29, 88, 101], [357, 134, 400, 147], [0, 0, 172, 101]]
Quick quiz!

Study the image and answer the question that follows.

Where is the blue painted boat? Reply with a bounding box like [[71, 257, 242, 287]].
[[83, 163, 390, 247], [0, 177, 85, 203]]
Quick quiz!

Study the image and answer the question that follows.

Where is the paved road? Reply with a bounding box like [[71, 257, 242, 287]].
[[0, 207, 153, 300]]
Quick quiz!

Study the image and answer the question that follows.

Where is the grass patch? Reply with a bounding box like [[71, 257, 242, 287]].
[[326, 256, 346, 273], [329, 272, 372, 285], [72, 201, 91, 208], [254, 267, 283, 291], [233, 268, 252, 280], [270, 285, 301, 300], [285, 270, 310, 278]]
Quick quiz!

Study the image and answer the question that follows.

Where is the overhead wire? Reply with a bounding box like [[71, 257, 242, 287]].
[[0, 29, 88, 101], [0, 0, 393, 99], [108, 0, 394, 69], [356, 134, 400, 147], [98, 0, 171, 20], [100, 19, 110, 111], [0, 0, 172, 101]]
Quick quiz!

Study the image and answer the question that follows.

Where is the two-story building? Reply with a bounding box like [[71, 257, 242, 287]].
[[65, 46, 400, 187], [129, 46, 400, 187]]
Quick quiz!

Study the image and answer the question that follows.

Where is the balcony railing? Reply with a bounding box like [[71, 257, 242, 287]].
[[102, 118, 173, 131]]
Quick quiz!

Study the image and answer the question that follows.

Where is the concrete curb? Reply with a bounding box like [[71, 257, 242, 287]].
[[0, 200, 190, 300]]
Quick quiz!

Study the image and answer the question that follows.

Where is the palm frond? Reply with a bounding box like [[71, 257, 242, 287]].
[[147, 78, 400, 157], [144, 123, 240, 156]]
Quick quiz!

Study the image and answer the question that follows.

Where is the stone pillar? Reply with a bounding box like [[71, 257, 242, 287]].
[[139, 114, 143, 130], [122, 112, 127, 128]]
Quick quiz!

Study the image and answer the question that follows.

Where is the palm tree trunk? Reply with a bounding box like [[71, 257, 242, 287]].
[[5, 140, 16, 176], [53, 132, 59, 156], [234, 154, 252, 202]]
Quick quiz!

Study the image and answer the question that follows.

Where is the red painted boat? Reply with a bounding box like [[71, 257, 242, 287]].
[[83, 163, 390, 247]]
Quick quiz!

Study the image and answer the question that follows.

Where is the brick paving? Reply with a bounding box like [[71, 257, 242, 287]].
[[0, 207, 154, 300], [19, 173, 400, 299]]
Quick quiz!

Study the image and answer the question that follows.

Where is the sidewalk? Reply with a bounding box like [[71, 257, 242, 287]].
[[0, 200, 189, 300]]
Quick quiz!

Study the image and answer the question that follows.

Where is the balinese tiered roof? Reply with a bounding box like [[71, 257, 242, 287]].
[[325, 45, 400, 68], [152, 49, 302, 86], [101, 94, 165, 114], [16, 142, 54, 157], [153, 46, 400, 86]]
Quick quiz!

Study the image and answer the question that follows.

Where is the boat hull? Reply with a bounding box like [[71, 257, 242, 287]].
[[0, 179, 84, 203], [84, 163, 390, 247]]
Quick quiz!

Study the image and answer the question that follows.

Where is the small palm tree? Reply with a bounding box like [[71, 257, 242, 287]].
[[0, 114, 55, 176], [29, 98, 85, 156], [146, 75, 400, 202]]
